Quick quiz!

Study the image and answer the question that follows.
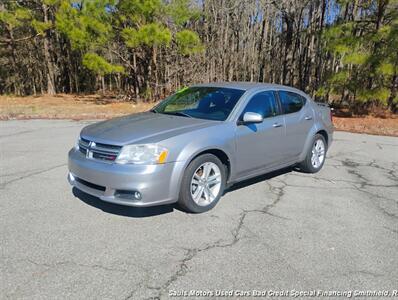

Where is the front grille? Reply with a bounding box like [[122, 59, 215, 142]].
[[75, 177, 106, 191], [78, 137, 122, 162]]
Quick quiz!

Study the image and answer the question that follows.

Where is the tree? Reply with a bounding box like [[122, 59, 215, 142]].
[[55, 0, 124, 93], [319, 0, 398, 112], [0, 2, 32, 95], [0, 0, 397, 114]]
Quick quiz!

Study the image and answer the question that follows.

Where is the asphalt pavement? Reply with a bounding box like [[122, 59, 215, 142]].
[[1, 120, 397, 299]]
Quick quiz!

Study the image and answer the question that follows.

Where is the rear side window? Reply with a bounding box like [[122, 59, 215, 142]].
[[278, 91, 305, 114], [241, 91, 278, 119]]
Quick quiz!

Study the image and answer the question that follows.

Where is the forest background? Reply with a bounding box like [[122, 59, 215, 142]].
[[1, 0, 397, 134]]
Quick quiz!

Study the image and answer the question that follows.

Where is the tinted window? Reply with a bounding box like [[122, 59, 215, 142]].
[[279, 91, 305, 114], [153, 87, 244, 121], [241, 91, 278, 119]]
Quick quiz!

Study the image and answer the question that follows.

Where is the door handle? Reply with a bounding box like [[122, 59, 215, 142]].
[[273, 123, 283, 128], [304, 116, 313, 120]]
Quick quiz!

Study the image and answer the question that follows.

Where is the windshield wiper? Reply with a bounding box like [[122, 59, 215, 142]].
[[149, 109, 158, 113], [164, 111, 193, 118]]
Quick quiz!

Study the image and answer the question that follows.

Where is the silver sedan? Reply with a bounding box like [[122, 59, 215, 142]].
[[68, 82, 333, 213]]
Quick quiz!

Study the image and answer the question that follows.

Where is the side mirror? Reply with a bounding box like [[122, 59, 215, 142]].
[[239, 112, 263, 125]]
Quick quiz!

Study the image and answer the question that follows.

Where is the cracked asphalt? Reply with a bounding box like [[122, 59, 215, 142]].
[[1, 120, 397, 299]]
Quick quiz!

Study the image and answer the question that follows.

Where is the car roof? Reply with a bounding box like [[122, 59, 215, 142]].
[[192, 82, 305, 94]]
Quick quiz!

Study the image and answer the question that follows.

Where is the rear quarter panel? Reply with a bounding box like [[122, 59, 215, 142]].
[[298, 99, 334, 161]]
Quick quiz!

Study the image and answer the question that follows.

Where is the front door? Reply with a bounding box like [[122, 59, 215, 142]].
[[235, 91, 286, 178]]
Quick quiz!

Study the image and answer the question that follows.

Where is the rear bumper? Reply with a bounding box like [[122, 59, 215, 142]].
[[68, 148, 184, 207]]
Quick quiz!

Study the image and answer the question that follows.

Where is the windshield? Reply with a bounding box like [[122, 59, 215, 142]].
[[152, 87, 245, 121]]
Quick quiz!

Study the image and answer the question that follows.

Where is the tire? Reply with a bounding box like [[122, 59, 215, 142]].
[[298, 133, 327, 173], [178, 154, 226, 213]]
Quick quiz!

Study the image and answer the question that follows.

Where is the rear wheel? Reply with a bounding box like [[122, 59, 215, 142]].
[[178, 154, 226, 213], [299, 134, 327, 173]]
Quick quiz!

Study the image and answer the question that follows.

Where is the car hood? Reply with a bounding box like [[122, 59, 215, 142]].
[[80, 112, 218, 145]]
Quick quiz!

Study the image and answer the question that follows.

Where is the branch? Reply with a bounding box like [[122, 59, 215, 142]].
[[0, 33, 40, 44], [110, 49, 135, 70]]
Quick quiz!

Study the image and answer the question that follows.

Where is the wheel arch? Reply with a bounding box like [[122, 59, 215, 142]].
[[188, 148, 232, 182], [298, 125, 329, 162], [316, 129, 329, 147]]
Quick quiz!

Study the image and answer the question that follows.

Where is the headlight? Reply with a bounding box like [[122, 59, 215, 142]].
[[115, 144, 168, 164]]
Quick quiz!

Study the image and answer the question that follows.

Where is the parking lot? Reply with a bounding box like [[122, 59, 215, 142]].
[[1, 120, 397, 299]]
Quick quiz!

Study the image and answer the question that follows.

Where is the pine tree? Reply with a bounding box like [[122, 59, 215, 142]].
[[0, 2, 32, 94], [55, 0, 124, 93], [320, 0, 398, 112]]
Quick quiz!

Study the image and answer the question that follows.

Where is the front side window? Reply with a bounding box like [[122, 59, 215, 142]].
[[241, 91, 278, 119], [153, 87, 245, 121], [278, 91, 305, 114]]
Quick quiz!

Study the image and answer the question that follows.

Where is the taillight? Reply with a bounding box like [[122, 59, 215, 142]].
[[330, 108, 333, 123]]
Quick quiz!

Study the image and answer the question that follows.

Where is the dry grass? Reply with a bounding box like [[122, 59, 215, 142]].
[[1, 94, 397, 136], [333, 116, 398, 137], [0, 94, 153, 120]]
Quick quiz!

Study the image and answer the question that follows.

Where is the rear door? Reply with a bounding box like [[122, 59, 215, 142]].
[[277, 90, 314, 160], [235, 91, 286, 178]]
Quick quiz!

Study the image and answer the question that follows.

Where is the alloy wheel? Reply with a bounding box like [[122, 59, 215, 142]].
[[190, 162, 222, 206], [311, 139, 325, 168]]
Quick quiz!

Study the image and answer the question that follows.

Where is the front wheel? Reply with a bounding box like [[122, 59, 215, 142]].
[[178, 154, 226, 213], [298, 134, 327, 173]]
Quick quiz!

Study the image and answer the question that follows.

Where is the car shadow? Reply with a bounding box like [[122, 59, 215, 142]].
[[224, 167, 294, 194], [72, 167, 295, 217], [72, 187, 178, 218]]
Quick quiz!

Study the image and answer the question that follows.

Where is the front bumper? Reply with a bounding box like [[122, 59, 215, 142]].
[[68, 148, 185, 207]]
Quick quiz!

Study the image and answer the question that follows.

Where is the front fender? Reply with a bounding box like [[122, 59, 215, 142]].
[[165, 123, 236, 185]]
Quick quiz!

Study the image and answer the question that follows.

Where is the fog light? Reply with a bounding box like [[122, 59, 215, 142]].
[[133, 191, 141, 200], [115, 190, 142, 201]]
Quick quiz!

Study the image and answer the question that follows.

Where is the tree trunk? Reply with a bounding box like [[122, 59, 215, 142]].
[[42, 3, 56, 95]]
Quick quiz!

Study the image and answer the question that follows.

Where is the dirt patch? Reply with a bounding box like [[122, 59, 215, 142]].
[[1, 94, 397, 136], [0, 94, 153, 121], [333, 116, 398, 137]]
